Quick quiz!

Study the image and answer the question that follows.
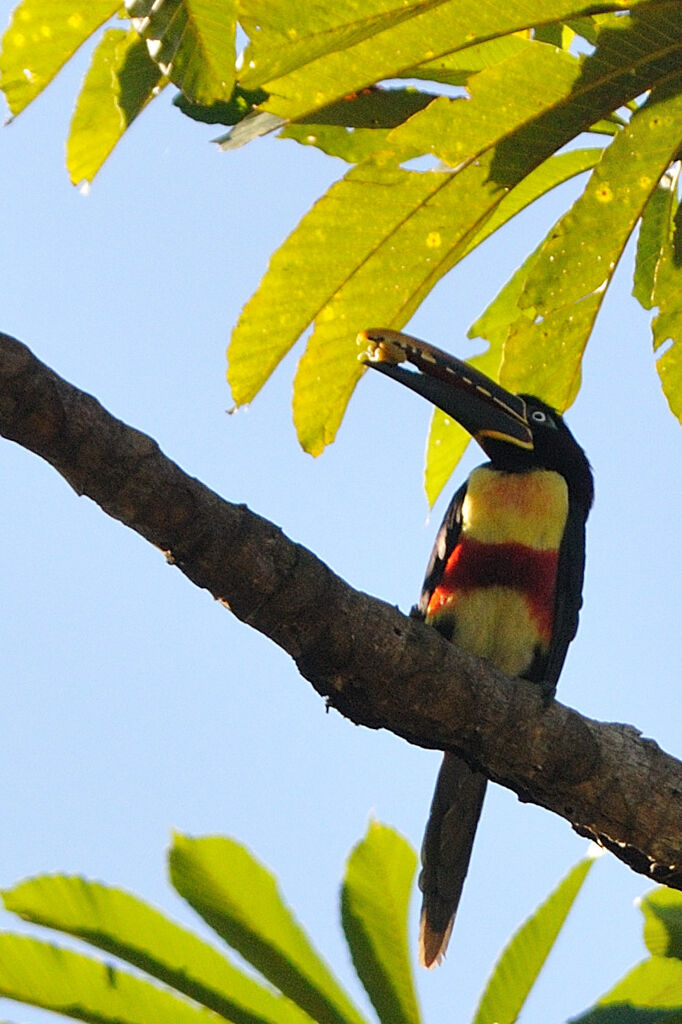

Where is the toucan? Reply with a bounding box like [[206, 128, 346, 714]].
[[359, 328, 594, 968]]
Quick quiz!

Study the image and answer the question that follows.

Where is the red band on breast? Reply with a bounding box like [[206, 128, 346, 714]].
[[427, 537, 559, 640]]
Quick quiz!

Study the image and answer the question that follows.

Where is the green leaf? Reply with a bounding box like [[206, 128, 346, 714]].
[[0, 0, 118, 115], [424, 411, 471, 510], [641, 888, 682, 960], [169, 833, 369, 1024], [388, 41, 582, 167], [289, 157, 503, 456], [649, 191, 682, 424], [125, 0, 237, 105], [2, 873, 313, 1024], [67, 28, 164, 185], [230, 139, 595, 457], [519, 84, 682, 319], [231, 5, 682, 455], [405, 33, 534, 88], [573, 958, 682, 1024], [227, 159, 450, 410], [173, 83, 268, 125], [281, 124, 392, 163], [655, 330, 682, 425], [634, 172, 678, 310], [502, 291, 602, 411], [287, 146, 598, 455], [239, 1, 649, 120], [504, 74, 682, 409], [341, 822, 421, 1024], [0, 933, 218, 1024], [472, 855, 596, 1024]]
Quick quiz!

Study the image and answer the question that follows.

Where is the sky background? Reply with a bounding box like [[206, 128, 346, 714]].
[[1, 7, 681, 1023]]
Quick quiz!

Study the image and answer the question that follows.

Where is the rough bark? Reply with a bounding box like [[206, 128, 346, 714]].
[[2, 330, 681, 889]]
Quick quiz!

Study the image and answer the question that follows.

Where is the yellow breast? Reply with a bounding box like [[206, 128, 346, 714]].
[[462, 467, 568, 549]]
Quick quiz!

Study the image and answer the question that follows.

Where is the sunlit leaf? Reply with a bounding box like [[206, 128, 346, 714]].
[[281, 124, 392, 163], [240, 0, 649, 120], [232, 142, 597, 456], [67, 28, 164, 184], [633, 171, 677, 310], [232, 5, 682, 456], [290, 147, 601, 456], [502, 292, 602, 411], [2, 873, 313, 1024], [573, 957, 682, 1023], [505, 74, 682, 408], [472, 855, 595, 1024], [169, 833, 368, 1024], [290, 156, 506, 455], [228, 160, 450, 411], [0, 0, 118, 115], [641, 888, 682, 960], [341, 822, 421, 1024], [389, 42, 582, 167], [125, 0, 237, 104], [405, 33, 533, 88], [650, 196, 682, 424], [520, 87, 682, 319], [0, 933, 217, 1024]]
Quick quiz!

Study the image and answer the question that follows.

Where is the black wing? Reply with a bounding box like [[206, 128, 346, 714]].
[[541, 495, 589, 691], [412, 481, 468, 624]]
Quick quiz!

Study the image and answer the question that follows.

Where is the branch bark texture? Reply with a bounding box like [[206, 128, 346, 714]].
[[1, 331, 680, 889]]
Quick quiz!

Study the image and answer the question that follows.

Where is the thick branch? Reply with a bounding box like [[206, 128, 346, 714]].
[[2, 331, 681, 888]]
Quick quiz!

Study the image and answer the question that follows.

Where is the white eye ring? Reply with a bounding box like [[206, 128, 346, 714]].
[[530, 409, 548, 423]]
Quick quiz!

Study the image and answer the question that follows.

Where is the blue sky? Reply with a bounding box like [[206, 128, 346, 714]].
[[1, 8, 681, 1023]]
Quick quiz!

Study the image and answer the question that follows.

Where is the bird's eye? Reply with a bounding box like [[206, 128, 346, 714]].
[[530, 408, 552, 425]]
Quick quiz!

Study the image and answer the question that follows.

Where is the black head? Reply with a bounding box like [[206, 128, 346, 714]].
[[359, 329, 594, 512]]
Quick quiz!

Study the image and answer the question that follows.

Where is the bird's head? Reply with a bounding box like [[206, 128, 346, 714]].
[[359, 329, 594, 510]]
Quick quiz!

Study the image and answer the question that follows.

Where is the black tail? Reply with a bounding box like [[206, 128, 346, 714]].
[[418, 752, 487, 967]]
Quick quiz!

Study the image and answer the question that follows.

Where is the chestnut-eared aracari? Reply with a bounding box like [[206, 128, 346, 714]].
[[359, 329, 594, 968]]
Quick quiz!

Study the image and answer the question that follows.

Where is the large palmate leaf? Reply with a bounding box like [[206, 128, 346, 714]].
[[501, 76, 682, 410], [2, 0, 681, 487], [169, 833, 369, 1024], [2, 873, 313, 1024], [0, 0, 118, 114], [340, 823, 421, 1024], [238, 0, 645, 120], [230, 8, 682, 461]]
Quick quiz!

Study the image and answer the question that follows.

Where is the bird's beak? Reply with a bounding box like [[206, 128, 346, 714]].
[[358, 329, 534, 452]]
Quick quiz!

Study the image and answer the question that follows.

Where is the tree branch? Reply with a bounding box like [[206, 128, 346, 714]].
[[2, 331, 681, 888]]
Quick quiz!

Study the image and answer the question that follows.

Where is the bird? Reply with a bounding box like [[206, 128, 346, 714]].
[[358, 328, 594, 968]]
